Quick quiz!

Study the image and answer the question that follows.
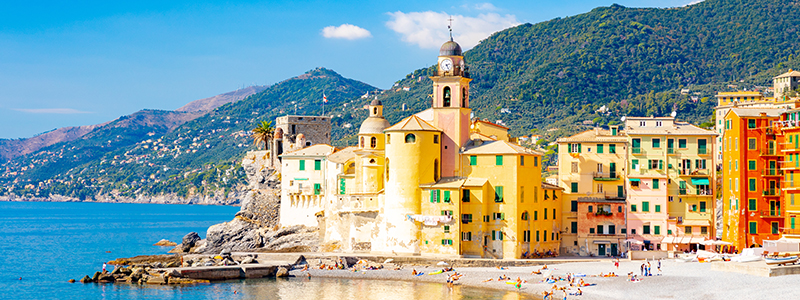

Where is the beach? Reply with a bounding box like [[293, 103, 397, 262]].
[[293, 258, 800, 300]]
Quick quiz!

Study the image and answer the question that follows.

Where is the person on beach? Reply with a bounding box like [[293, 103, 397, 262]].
[[562, 289, 568, 300], [647, 262, 652, 276], [412, 269, 418, 275], [614, 259, 619, 269], [640, 263, 644, 276], [657, 259, 662, 272]]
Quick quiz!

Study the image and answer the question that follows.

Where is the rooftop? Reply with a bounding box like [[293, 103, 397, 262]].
[[774, 69, 800, 79], [557, 128, 627, 143], [462, 140, 543, 155], [327, 146, 357, 164], [727, 107, 786, 118], [384, 115, 441, 132], [280, 144, 335, 157]]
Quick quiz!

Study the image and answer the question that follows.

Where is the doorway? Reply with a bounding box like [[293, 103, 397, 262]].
[[598, 244, 606, 256]]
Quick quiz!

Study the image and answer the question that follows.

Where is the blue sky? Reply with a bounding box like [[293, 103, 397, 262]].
[[0, 0, 700, 139]]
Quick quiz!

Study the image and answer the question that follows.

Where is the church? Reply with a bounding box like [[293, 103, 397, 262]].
[[278, 36, 562, 259]]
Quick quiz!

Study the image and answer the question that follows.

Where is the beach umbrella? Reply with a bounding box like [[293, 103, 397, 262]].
[[437, 261, 448, 266], [383, 259, 394, 264]]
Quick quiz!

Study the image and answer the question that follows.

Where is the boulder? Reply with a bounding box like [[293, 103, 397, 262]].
[[154, 239, 178, 247], [79, 275, 92, 283], [275, 267, 289, 277], [91, 271, 102, 282], [240, 256, 256, 264], [68, 279, 76, 283], [179, 232, 201, 252], [129, 267, 145, 282], [146, 275, 167, 285], [97, 273, 116, 283]]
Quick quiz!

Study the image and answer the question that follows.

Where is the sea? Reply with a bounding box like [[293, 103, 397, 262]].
[[0, 201, 529, 300]]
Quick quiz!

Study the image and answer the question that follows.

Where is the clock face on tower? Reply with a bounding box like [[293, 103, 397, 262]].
[[440, 59, 453, 71]]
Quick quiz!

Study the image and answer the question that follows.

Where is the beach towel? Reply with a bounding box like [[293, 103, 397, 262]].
[[429, 270, 443, 275], [415, 272, 425, 276]]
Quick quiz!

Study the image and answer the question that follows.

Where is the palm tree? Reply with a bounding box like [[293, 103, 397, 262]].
[[251, 120, 274, 150]]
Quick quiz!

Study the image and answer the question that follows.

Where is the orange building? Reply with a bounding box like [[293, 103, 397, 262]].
[[722, 108, 785, 250], [780, 109, 800, 240]]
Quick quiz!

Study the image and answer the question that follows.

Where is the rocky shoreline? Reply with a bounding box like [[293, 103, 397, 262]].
[[0, 193, 243, 206]]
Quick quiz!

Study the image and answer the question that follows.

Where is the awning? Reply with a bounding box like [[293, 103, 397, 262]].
[[689, 236, 706, 244], [593, 240, 611, 244], [682, 219, 711, 226], [661, 236, 675, 244], [629, 178, 641, 182], [691, 178, 710, 185]]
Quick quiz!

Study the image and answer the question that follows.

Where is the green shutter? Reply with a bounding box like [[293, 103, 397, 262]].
[[700, 201, 706, 212], [314, 183, 321, 195], [655, 205, 661, 212], [749, 179, 756, 191], [578, 144, 582, 153], [654, 225, 661, 235], [571, 182, 578, 193], [299, 160, 305, 171], [597, 144, 604, 154], [749, 199, 756, 211], [534, 211, 538, 220], [496, 155, 503, 165], [314, 160, 321, 170], [609, 144, 616, 153], [642, 201, 650, 212], [470, 155, 477, 165], [339, 178, 346, 194], [749, 222, 757, 234], [437, 190, 441, 203], [431, 190, 436, 203], [748, 160, 756, 170], [659, 160, 664, 169], [495, 186, 504, 202], [652, 179, 659, 190], [444, 191, 451, 203], [631, 204, 637, 212], [653, 139, 660, 148]]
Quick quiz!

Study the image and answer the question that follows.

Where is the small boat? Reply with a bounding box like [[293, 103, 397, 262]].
[[765, 256, 798, 266], [731, 255, 762, 263]]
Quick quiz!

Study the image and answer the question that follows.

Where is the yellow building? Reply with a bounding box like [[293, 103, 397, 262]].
[[287, 36, 557, 259]]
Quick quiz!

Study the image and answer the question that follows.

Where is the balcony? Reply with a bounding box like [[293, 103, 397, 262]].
[[576, 192, 626, 201], [678, 169, 710, 177], [760, 210, 784, 218], [667, 148, 675, 155], [762, 168, 783, 177], [782, 228, 800, 236], [763, 189, 781, 197], [632, 147, 642, 154], [760, 149, 781, 157], [593, 211, 614, 217], [696, 189, 714, 196], [679, 188, 687, 195], [698, 148, 709, 155], [592, 172, 620, 181]]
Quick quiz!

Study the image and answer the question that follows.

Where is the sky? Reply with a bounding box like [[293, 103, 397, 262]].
[[0, 0, 701, 139]]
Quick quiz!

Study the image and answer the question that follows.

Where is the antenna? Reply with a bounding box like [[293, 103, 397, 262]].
[[447, 16, 454, 40]]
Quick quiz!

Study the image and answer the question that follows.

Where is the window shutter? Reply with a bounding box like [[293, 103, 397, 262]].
[[431, 190, 436, 203]]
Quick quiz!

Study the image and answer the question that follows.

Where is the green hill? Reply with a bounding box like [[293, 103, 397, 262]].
[[6, 0, 800, 201]]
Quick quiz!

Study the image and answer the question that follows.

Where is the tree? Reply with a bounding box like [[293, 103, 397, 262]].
[[251, 120, 274, 150]]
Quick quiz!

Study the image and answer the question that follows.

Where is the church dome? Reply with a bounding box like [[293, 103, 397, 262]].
[[439, 40, 462, 56], [359, 116, 391, 135], [370, 99, 382, 106]]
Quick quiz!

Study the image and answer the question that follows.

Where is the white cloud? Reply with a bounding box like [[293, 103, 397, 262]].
[[682, 0, 705, 6], [13, 108, 91, 114], [474, 3, 498, 11], [321, 24, 372, 40], [386, 11, 519, 50]]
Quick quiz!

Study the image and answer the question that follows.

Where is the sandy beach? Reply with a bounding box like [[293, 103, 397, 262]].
[[292, 258, 800, 300]]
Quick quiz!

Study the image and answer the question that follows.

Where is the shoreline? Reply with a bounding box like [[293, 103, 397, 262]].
[[0, 197, 240, 206]]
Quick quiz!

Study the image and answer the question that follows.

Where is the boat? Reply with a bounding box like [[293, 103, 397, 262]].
[[730, 255, 762, 263], [764, 256, 798, 266]]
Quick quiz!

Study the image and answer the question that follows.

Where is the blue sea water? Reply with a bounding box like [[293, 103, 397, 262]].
[[0, 202, 529, 300]]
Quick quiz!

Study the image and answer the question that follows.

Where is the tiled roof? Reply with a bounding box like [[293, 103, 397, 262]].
[[557, 129, 627, 143], [385, 115, 441, 132], [774, 70, 800, 78], [280, 144, 335, 157], [625, 122, 716, 136], [727, 107, 786, 118], [327, 146, 357, 163]]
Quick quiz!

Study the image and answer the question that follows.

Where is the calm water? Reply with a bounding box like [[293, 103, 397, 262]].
[[0, 202, 529, 300]]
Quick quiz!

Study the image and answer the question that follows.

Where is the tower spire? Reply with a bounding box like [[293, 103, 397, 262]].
[[447, 16, 454, 41]]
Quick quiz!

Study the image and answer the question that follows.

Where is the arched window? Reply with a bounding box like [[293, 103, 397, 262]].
[[405, 133, 416, 143], [360, 137, 364, 148], [369, 158, 376, 164], [443, 86, 451, 107], [373, 107, 378, 115], [434, 159, 439, 181], [462, 87, 467, 107], [521, 211, 529, 221], [386, 134, 391, 144], [370, 136, 377, 148]]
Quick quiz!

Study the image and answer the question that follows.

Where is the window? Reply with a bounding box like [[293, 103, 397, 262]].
[[386, 134, 391, 144], [441, 239, 453, 245], [494, 186, 504, 202], [597, 144, 604, 154], [299, 160, 306, 171], [470, 155, 477, 166], [443, 86, 451, 107], [544, 208, 548, 219], [632, 159, 639, 170], [589, 228, 595, 234], [405, 133, 416, 143], [496, 155, 503, 166], [543, 230, 547, 241], [749, 222, 757, 234], [749, 178, 756, 191], [461, 232, 472, 241], [642, 201, 650, 212], [655, 205, 661, 213], [444, 191, 451, 203], [702, 226, 709, 235], [522, 230, 530, 242], [314, 159, 321, 170], [444, 225, 450, 233], [649, 159, 663, 169], [521, 212, 529, 220], [679, 139, 687, 148], [360, 137, 365, 148], [461, 214, 472, 224], [748, 138, 756, 150], [631, 229, 636, 234], [462, 190, 470, 202], [571, 182, 578, 193], [609, 143, 617, 154], [700, 201, 706, 212], [632, 138, 641, 153], [618, 205, 623, 212], [596, 225, 603, 235], [608, 225, 615, 235], [748, 119, 756, 129], [484, 215, 489, 222], [370, 136, 377, 148], [656, 121, 662, 127], [639, 121, 646, 127], [571, 162, 578, 173], [571, 222, 578, 234], [571, 200, 578, 212], [314, 183, 321, 195], [631, 204, 637, 212], [536, 231, 540, 242], [652, 179, 659, 190], [492, 212, 504, 220], [643, 225, 651, 235], [433, 135, 439, 144], [430, 190, 440, 203], [685, 226, 693, 234], [748, 160, 756, 170], [534, 211, 538, 220], [534, 156, 539, 166], [748, 198, 756, 211], [520, 156, 525, 166], [588, 205, 593, 213], [652, 138, 661, 148], [654, 225, 661, 235], [569, 143, 581, 153]]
